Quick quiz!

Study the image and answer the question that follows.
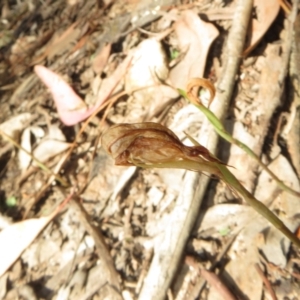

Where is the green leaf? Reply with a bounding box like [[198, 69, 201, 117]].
[[6, 196, 17, 207]]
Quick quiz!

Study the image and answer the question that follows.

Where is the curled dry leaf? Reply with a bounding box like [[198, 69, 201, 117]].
[[101, 122, 222, 167], [186, 78, 216, 108]]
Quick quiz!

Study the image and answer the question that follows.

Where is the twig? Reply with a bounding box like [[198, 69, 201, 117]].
[[278, 0, 292, 13], [70, 196, 122, 295], [246, 0, 300, 191], [254, 263, 278, 300], [185, 256, 236, 300], [191, 233, 238, 298], [286, 1, 300, 178], [0, 129, 68, 187], [23, 152, 70, 219], [137, 1, 254, 299], [135, 248, 154, 294], [200, 268, 236, 300]]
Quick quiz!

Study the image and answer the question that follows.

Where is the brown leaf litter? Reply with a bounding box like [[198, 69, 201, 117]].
[[0, 0, 299, 299]]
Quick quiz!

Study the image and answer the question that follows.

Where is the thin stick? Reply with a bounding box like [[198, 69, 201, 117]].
[[138, 1, 254, 299], [254, 263, 278, 300], [0, 129, 68, 187]]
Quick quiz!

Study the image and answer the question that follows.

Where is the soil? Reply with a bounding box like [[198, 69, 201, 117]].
[[0, 0, 299, 299]]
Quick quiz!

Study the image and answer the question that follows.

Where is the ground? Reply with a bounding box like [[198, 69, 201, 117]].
[[0, 0, 300, 299]]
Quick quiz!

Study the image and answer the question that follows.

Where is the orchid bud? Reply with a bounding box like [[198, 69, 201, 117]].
[[101, 122, 187, 165], [101, 122, 223, 168]]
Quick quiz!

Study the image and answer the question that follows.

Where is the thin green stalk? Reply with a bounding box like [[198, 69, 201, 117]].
[[216, 164, 300, 247], [134, 157, 300, 247], [179, 89, 300, 198]]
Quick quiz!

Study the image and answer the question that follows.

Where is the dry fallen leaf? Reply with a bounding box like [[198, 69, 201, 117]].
[[18, 127, 33, 171], [125, 38, 169, 91], [123, 38, 177, 122], [243, 0, 280, 55], [33, 140, 70, 165], [0, 196, 71, 277], [0, 113, 32, 140], [169, 10, 219, 89], [18, 126, 45, 171], [35, 53, 132, 126]]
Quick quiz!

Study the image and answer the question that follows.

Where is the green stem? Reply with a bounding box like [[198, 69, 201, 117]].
[[180, 89, 300, 198], [134, 158, 300, 247], [217, 164, 300, 247]]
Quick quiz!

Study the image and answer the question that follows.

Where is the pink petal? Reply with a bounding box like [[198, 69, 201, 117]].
[[34, 65, 91, 126], [34, 54, 132, 126]]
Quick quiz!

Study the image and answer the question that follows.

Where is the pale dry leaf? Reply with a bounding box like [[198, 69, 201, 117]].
[[122, 290, 134, 300], [33, 140, 70, 164], [255, 154, 300, 219], [259, 225, 292, 268], [220, 155, 300, 297], [254, 154, 300, 267], [0, 113, 32, 139], [169, 104, 203, 140], [0, 214, 55, 277], [18, 126, 48, 171], [274, 278, 300, 299], [0, 272, 7, 299], [147, 186, 164, 207], [220, 246, 263, 300], [18, 127, 32, 171], [197, 204, 254, 236], [244, 0, 280, 55], [91, 75, 102, 97], [0, 215, 12, 230], [169, 10, 219, 89], [85, 74, 102, 107], [124, 39, 178, 122], [93, 51, 133, 103], [30, 126, 45, 139], [223, 216, 269, 300], [81, 262, 122, 300], [110, 166, 137, 202], [0, 196, 72, 277], [67, 0, 80, 5], [47, 124, 66, 142], [125, 38, 169, 91]]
